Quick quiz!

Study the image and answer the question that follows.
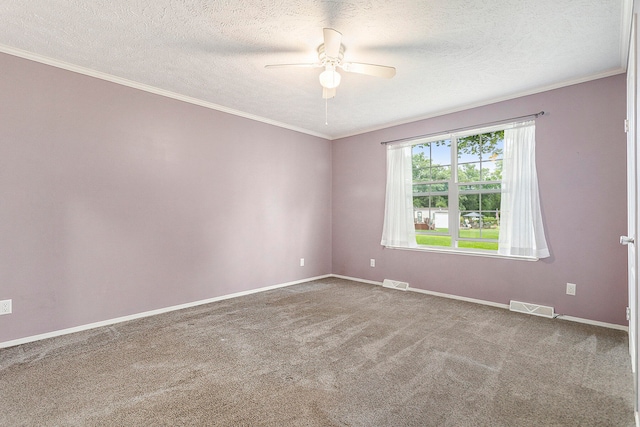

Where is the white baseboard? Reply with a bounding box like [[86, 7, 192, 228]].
[[408, 286, 510, 310], [330, 274, 628, 331], [0, 274, 332, 349], [330, 274, 382, 286], [331, 274, 509, 309], [556, 315, 628, 331], [2, 273, 627, 348]]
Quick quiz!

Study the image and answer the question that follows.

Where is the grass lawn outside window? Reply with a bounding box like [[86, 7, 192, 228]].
[[416, 228, 499, 250]]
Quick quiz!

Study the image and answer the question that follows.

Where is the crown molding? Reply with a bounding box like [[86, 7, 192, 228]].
[[0, 44, 627, 143], [331, 67, 626, 140], [0, 44, 332, 140]]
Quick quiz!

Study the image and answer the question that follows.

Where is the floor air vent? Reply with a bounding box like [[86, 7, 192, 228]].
[[509, 300, 554, 318], [382, 279, 409, 291]]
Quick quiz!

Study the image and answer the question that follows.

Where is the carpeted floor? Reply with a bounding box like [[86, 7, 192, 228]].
[[0, 277, 635, 426]]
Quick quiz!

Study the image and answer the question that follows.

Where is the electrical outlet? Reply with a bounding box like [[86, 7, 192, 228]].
[[0, 299, 12, 315], [300, 258, 305, 267], [370, 259, 376, 267], [566, 283, 576, 296]]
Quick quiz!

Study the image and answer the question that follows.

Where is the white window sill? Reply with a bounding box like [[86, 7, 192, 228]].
[[383, 245, 539, 261]]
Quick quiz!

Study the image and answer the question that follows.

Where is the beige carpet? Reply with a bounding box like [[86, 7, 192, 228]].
[[0, 277, 635, 426]]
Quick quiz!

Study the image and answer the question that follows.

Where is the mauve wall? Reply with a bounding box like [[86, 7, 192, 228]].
[[0, 53, 332, 343], [332, 74, 628, 325]]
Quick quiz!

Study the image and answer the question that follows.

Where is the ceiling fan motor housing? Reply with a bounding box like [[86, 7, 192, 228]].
[[318, 43, 345, 67]]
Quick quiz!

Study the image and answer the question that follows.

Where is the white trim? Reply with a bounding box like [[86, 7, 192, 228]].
[[0, 44, 331, 141], [382, 245, 538, 262], [331, 274, 628, 331], [332, 68, 626, 140], [621, 0, 634, 72], [0, 44, 626, 143], [2, 273, 627, 348], [332, 274, 508, 309], [331, 274, 382, 286], [411, 287, 628, 330], [0, 274, 331, 349], [635, 410, 639, 427], [407, 286, 510, 309], [556, 314, 629, 332]]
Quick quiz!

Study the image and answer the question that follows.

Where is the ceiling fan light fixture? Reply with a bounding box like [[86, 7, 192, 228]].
[[319, 67, 341, 89], [266, 28, 395, 100]]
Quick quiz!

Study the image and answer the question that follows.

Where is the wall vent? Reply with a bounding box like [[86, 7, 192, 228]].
[[509, 300, 554, 318], [382, 279, 409, 291]]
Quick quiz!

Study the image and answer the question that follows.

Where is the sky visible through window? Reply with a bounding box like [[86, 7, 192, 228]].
[[412, 137, 504, 175], [413, 141, 450, 168]]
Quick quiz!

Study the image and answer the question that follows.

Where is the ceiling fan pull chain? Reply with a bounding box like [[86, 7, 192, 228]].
[[325, 97, 328, 125]]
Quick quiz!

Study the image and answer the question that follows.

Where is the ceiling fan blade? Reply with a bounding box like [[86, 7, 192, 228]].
[[264, 63, 320, 69], [341, 62, 396, 78], [323, 87, 336, 99], [323, 28, 342, 58]]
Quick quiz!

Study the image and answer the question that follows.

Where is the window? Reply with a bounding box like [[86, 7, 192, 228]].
[[412, 130, 504, 251], [381, 120, 549, 259]]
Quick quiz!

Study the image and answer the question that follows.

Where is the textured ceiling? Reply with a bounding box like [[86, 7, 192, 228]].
[[0, 0, 631, 139]]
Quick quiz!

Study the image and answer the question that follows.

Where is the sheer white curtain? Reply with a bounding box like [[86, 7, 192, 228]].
[[381, 144, 417, 248], [498, 121, 550, 258]]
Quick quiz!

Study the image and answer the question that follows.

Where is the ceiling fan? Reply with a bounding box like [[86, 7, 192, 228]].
[[265, 28, 396, 99]]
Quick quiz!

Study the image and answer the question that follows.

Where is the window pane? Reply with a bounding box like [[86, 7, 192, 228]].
[[416, 235, 452, 247], [412, 146, 431, 181], [430, 210, 449, 233], [481, 132, 503, 181], [413, 196, 429, 208], [413, 184, 430, 194], [459, 184, 501, 194], [481, 183, 501, 191], [483, 219, 499, 237], [432, 165, 451, 181], [431, 182, 448, 193], [481, 193, 501, 210], [416, 210, 449, 231], [478, 223, 499, 240], [481, 132, 504, 161], [414, 195, 449, 208], [482, 159, 502, 181], [458, 184, 478, 192], [412, 140, 451, 182], [457, 132, 504, 182], [460, 212, 499, 240], [414, 208, 429, 228], [412, 138, 451, 250], [430, 140, 452, 167], [432, 195, 448, 209], [460, 211, 480, 229], [480, 212, 500, 229], [458, 162, 481, 183], [457, 135, 481, 164], [458, 227, 475, 238], [414, 208, 449, 235], [460, 194, 479, 211], [458, 240, 498, 250]]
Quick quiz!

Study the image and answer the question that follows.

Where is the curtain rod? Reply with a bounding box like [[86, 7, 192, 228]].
[[380, 111, 545, 145]]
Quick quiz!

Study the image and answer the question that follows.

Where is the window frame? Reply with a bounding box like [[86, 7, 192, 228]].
[[409, 124, 508, 256]]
